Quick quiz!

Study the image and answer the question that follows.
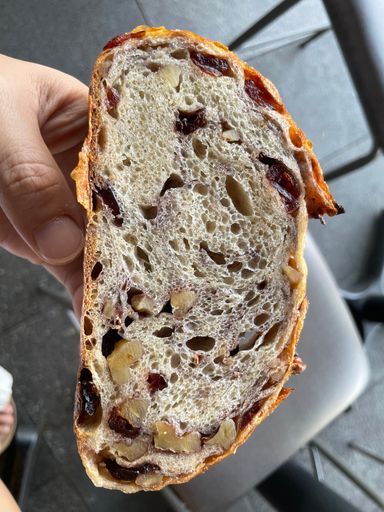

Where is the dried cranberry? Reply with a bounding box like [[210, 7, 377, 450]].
[[175, 108, 207, 135], [104, 458, 160, 481], [94, 185, 123, 226], [108, 407, 140, 438], [78, 368, 100, 422], [190, 50, 232, 77], [101, 328, 121, 357], [244, 73, 283, 113], [259, 154, 300, 214], [239, 399, 265, 430], [147, 373, 168, 394], [91, 261, 103, 280], [103, 31, 146, 51], [106, 86, 120, 111]]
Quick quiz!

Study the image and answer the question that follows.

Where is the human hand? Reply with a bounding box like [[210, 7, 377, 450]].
[[0, 402, 14, 434], [0, 55, 89, 317]]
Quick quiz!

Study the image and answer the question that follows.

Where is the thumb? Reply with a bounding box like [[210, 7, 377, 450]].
[[0, 108, 84, 265]]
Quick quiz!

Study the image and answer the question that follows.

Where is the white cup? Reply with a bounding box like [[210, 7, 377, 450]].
[[0, 366, 13, 411]]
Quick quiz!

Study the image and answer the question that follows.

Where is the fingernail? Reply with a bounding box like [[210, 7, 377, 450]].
[[34, 216, 84, 264]]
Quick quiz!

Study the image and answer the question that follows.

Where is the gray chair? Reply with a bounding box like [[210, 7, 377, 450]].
[[164, 235, 369, 511]]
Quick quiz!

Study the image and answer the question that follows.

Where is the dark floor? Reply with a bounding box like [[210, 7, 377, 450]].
[[0, 0, 383, 511]]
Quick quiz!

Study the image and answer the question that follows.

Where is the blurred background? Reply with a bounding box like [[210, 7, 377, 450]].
[[0, 1, 383, 511]]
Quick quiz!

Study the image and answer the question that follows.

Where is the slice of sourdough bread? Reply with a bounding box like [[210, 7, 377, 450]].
[[71, 26, 341, 493]]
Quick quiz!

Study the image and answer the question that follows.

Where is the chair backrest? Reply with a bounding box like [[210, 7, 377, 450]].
[[323, 0, 384, 149]]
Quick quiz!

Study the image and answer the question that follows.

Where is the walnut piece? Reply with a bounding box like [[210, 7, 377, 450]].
[[154, 421, 201, 453], [282, 264, 303, 287], [205, 419, 236, 450], [170, 290, 197, 317], [114, 440, 148, 461], [131, 294, 154, 314], [222, 129, 241, 142], [158, 64, 181, 89], [136, 473, 164, 488], [120, 399, 149, 427], [107, 340, 143, 384]]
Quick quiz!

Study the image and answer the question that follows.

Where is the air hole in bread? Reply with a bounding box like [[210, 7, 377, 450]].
[[206, 221, 216, 233], [171, 48, 188, 60], [192, 263, 205, 278], [160, 174, 184, 196], [254, 313, 269, 326], [220, 197, 231, 207], [241, 269, 254, 279], [186, 336, 215, 352], [260, 323, 282, 348], [231, 222, 241, 234], [85, 339, 93, 350], [98, 126, 107, 150], [160, 300, 173, 314], [140, 204, 158, 220], [193, 183, 208, 195], [153, 326, 174, 338], [192, 138, 207, 159], [123, 255, 135, 272], [91, 261, 103, 280], [101, 329, 122, 357], [227, 261, 242, 272], [170, 372, 178, 383], [145, 61, 161, 72], [200, 242, 226, 265], [136, 246, 152, 272], [84, 316, 93, 335], [175, 108, 207, 135], [238, 331, 261, 351], [223, 276, 235, 285], [211, 309, 223, 316], [225, 176, 253, 216], [171, 353, 181, 368]]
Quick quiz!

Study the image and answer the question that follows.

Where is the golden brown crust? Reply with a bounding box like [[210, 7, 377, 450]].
[[71, 25, 334, 492]]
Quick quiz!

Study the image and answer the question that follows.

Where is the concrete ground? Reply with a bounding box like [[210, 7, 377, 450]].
[[0, 1, 383, 511]]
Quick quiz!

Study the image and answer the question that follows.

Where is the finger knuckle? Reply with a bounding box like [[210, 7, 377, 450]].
[[2, 155, 60, 207]]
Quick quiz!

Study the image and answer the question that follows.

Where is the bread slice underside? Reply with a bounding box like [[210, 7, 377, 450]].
[[72, 26, 340, 492]]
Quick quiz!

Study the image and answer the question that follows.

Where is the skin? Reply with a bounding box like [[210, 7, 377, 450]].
[[0, 54, 88, 317]]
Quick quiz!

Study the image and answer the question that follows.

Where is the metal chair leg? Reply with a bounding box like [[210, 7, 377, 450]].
[[326, 144, 380, 180], [229, 0, 302, 51]]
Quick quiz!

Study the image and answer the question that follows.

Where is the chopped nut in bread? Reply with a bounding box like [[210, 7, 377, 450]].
[[107, 340, 143, 384], [131, 294, 155, 314], [154, 421, 201, 453], [120, 399, 149, 427], [205, 419, 237, 450], [170, 290, 197, 317], [114, 440, 149, 461]]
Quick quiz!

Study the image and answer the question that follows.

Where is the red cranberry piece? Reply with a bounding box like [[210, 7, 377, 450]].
[[91, 261, 103, 280], [239, 399, 265, 430], [106, 86, 120, 111], [104, 458, 160, 481], [175, 108, 207, 135], [244, 73, 283, 113], [103, 31, 146, 51], [101, 328, 121, 357], [78, 368, 100, 422], [259, 154, 300, 214], [190, 50, 232, 77], [147, 373, 168, 394], [108, 407, 140, 438], [95, 185, 123, 226]]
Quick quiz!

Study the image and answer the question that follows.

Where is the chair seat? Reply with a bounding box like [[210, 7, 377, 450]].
[[168, 234, 369, 512]]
